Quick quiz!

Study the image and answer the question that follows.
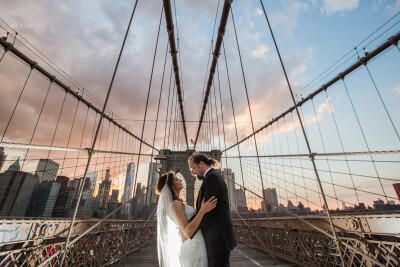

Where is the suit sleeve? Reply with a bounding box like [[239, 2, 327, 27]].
[[188, 173, 221, 238]]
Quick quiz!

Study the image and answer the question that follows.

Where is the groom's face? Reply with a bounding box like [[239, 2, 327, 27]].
[[189, 158, 205, 178]]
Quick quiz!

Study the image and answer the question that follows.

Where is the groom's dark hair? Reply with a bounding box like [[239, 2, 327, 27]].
[[189, 152, 220, 169]]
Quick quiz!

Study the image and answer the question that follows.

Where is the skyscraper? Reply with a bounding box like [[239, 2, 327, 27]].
[[122, 163, 135, 215], [107, 189, 121, 219], [35, 159, 59, 182], [0, 167, 38, 216], [110, 189, 119, 201], [53, 176, 75, 218], [146, 162, 158, 206], [26, 181, 60, 217], [98, 169, 111, 209], [81, 172, 98, 210], [222, 168, 236, 211], [393, 183, 400, 202], [8, 157, 21, 172], [262, 188, 278, 212], [132, 182, 145, 219], [86, 172, 98, 193], [235, 188, 247, 212]]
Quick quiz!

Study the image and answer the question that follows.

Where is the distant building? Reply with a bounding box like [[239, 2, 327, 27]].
[[132, 183, 146, 219], [0, 165, 38, 216], [222, 168, 236, 211], [86, 172, 98, 195], [79, 172, 98, 210], [146, 162, 158, 206], [106, 199, 121, 219], [122, 163, 135, 215], [98, 169, 111, 209], [373, 198, 400, 211], [7, 157, 21, 172], [0, 147, 6, 172], [90, 197, 102, 218], [393, 183, 400, 202], [262, 188, 278, 212], [53, 176, 75, 218], [373, 198, 385, 209], [288, 200, 295, 211], [110, 189, 119, 201], [235, 188, 247, 212], [353, 203, 366, 210], [35, 159, 59, 182], [25, 181, 60, 217], [68, 178, 81, 199]]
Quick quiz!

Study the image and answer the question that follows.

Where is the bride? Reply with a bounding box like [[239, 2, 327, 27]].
[[156, 171, 217, 267]]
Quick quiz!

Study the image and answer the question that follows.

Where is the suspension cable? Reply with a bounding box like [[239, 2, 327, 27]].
[[163, 65, 173, 148], [258, 1, 343, 263], [132, 5, 164, 223], [193, 0, 232, 148], [222, 31, 400, 153], [230, 8, 271, 223], [58, 1, 140, 264], [163, 0, 188, 148]]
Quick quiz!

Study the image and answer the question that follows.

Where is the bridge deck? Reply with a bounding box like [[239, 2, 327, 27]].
[[115, 242, 297, 266]]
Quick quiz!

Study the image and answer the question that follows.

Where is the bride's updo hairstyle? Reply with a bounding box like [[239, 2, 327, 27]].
[[156, 171, 181, 201], [189, 152, 221, 169]]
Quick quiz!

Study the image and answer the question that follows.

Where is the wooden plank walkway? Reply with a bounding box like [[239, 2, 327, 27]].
[[113, 242, 297, 266]]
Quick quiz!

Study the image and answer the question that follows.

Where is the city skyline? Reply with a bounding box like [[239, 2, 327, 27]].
[[0, 0, 399, 216], [0, 151, 398, 220]]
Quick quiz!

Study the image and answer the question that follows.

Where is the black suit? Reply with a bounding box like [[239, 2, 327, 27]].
[[190, 168, 237, 264]]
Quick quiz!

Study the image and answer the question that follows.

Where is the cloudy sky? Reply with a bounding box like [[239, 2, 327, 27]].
[[1, 0, 398, 141], [1, 0, 400, 209]]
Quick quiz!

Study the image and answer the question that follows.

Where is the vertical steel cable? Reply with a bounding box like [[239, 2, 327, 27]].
[[364, 65, 400, 141], [258, 1, 343, 262], [222, 42, 246, 191], [128, 9, 163, 265], [59, 99, 81, 175], [216, 62, 228, 165], [58, 1, 140, 265], [310, 99, 340, 209], [282, 116, 299, 205], [212, 81, 221, 149], [341, 78, 388, 202], [297, 104, 324, 207], [230, 9, 270, 219], [323, 90, 360, 204], [163, 66, 173, 148], [1, 67, 34, 142], [167, 82, 176, 148], [18, 80, 54, 173], [289, 111, 312, 208]]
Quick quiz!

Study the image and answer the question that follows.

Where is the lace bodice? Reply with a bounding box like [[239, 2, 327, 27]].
[[179, 203, 207, 266], [183, 203, 196, 220]]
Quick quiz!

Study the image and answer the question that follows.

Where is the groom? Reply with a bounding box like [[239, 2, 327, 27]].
[[188, 152, 237, 267]]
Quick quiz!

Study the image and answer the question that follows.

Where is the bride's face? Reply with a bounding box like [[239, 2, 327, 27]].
[[172, 174, 183, 192]]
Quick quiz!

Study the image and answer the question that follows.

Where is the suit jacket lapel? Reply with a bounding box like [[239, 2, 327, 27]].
[[196, 182, 204, 210], [196, 168, 214, 210]]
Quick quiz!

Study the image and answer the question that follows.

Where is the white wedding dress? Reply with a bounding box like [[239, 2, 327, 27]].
[[179, 204, 208, 267], [157, 185, 208, 267]]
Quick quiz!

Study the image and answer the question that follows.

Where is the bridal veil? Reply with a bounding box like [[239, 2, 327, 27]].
[[157, 184, 182, 267]]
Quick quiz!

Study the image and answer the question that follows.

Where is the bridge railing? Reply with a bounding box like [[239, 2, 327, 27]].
[[0, 219, 156, 266], [233, 214, 400, 267]]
